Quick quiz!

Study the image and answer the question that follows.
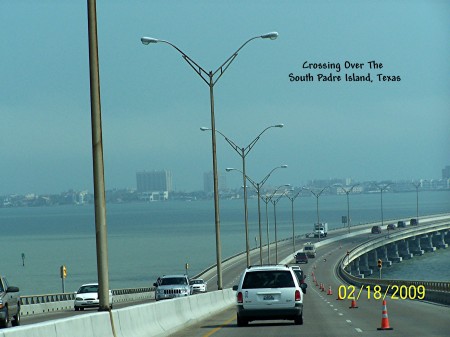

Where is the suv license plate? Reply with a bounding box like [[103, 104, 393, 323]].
[[263, 295, 274, 300]]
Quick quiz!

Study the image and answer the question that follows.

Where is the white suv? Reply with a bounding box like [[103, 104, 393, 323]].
[[232, 265, 307, 326], [153, 275, 191, 301]]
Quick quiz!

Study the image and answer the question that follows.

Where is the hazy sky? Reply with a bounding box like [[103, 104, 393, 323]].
[[1, 0, 449, 194]]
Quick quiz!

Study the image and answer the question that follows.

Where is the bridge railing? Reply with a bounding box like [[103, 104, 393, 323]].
[[337, 219, 450, 305]]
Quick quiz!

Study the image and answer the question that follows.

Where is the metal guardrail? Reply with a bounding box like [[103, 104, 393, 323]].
[[20, 287, 153, 306]]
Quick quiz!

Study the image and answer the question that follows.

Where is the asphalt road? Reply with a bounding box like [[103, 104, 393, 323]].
[[169, 231, 450, 337]]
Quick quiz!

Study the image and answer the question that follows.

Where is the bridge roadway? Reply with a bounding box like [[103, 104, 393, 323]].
[[18, 217, 450, 335], [171, 225, 450, 336]]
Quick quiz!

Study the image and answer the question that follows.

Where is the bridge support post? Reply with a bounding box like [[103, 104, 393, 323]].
[[368, 249, 378, 270], [398, 239, 413, 259], [432, 231, 448, 249], [358, 253, 373, 276], [408, 236, 424, 256], [350, 257, 364, 278], [387, 243, 402, 263], [376, 246, 392, 267], [420, 234, 436, 252]]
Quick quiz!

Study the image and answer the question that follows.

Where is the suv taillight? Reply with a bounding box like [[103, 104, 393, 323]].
[[295, 290, 301, 301], [237, 292, 243, 303]]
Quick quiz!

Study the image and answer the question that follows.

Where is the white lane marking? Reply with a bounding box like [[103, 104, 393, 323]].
[[355, 328, 363, 333], [346, 320, 352, 323]]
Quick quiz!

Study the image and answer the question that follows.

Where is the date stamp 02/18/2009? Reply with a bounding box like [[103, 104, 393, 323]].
[[338, 284, 426, 301]]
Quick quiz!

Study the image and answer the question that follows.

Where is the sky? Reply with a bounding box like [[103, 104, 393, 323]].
[[1, 0, 449, 195]]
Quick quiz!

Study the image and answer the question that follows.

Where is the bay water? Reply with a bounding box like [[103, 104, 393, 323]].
[[1, 190, 449, 295]]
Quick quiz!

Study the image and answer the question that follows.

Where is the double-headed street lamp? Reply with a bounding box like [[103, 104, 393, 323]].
[[285, 189, 303, 254], [303, 186, 329, 241], [141, 32, 278, 290], [335, 184, 360, 233], [202, 124, 284, 266], [412, 181, 421, 221], [226, 165, 287, 265], [268, 184, 291, 263], [372, 182, 393, 228]]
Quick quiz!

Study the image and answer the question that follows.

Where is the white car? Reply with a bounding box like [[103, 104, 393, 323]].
[[74, 283, 113, 311], [190, 279, 207, 293], [232, 265, 307, 326]]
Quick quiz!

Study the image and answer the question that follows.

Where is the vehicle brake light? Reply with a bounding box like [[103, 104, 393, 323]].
[[237, 292, 243, 303], [295, 290, 301, 301]]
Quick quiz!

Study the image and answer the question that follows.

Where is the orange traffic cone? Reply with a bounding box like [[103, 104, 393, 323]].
[[349, 299, 358, 308], [327, 286, 333, 295], [336, 292, 343, 300], [377, 300, 393, 330], [321, 283, 325, 291], [315, 279, 319, 287]]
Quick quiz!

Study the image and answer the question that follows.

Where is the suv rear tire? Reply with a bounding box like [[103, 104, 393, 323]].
[[236, 314, 248, 327], [294, 314, 303, 325]]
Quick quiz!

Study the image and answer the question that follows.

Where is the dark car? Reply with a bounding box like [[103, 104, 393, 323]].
[[410, 218, 419, 226], [397, 220, 406, 228], [387, 223, 396, 230], [371, 225, 382, 234], [295, 252, 308, 264]]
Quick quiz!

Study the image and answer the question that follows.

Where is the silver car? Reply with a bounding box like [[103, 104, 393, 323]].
[[154, 275, 191, 301]]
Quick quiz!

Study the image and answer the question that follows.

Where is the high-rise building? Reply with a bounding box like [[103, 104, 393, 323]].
[[203, 171, 227, 194], [136, 170, 172, 194], [442, 166, 450, 180]]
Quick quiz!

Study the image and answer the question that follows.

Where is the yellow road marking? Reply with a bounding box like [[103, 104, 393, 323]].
[[202, 315, 236, 337]]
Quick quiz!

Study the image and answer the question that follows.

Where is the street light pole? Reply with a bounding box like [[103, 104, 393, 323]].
[[412, 181, 420, 221], [335, 184, 360, 233], [226, 165, 287, 265], [202, 124, 283, 267], [304, 186, 329, 242], [373, 183, 392, 228], [286, 189, 302, 254], [268, 185, 290, 263], [141, 32, 278, 290]]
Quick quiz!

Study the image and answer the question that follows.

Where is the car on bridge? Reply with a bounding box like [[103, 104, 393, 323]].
[[387, 223, 396, 230], [153, 275, 191, 301], [232, 264, 307, 326], [190, 278, 207, 293], [397, 220, 406, 228], [74, 283, 113, 311], [294, 252, 308, 264], [371, 225, 382, 234], [410, 218, 419, 225], [0, 276, 20, 328]]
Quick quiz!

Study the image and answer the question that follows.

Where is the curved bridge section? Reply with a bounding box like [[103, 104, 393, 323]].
[[338, 216, 450, 305]]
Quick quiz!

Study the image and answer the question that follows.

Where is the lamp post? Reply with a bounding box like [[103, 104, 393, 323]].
[[373, 183, 393, 228], [202, 124, 284, 266], [261, 194, 272, 263], [335, 184, 360, 233], [268, 184, 291, 263], [412, 181, 420, 221], [141, 32, 278, 290], [304, 186, 329, 242], [226, 165, 287, 265], [286, 189, 303, 254]]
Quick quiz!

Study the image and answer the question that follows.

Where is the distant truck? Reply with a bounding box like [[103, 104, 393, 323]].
[[0, 276, 20, 328], [313, 223, 328, 238], [303, 242, 317, 258]]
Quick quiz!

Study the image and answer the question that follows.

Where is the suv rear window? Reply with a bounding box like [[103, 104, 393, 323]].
[[242, 270, 295, 289]]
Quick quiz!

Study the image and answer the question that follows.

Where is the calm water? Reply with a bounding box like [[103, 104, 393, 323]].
[[1, 190, 449, 294]]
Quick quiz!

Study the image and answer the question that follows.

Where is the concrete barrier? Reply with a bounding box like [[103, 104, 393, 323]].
[[4, 289, 235, 337]]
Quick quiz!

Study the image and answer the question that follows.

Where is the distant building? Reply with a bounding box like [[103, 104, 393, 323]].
[[203, 171, 227, 195], [136, 170, 172, 200], [442, 166, 450, 180]]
